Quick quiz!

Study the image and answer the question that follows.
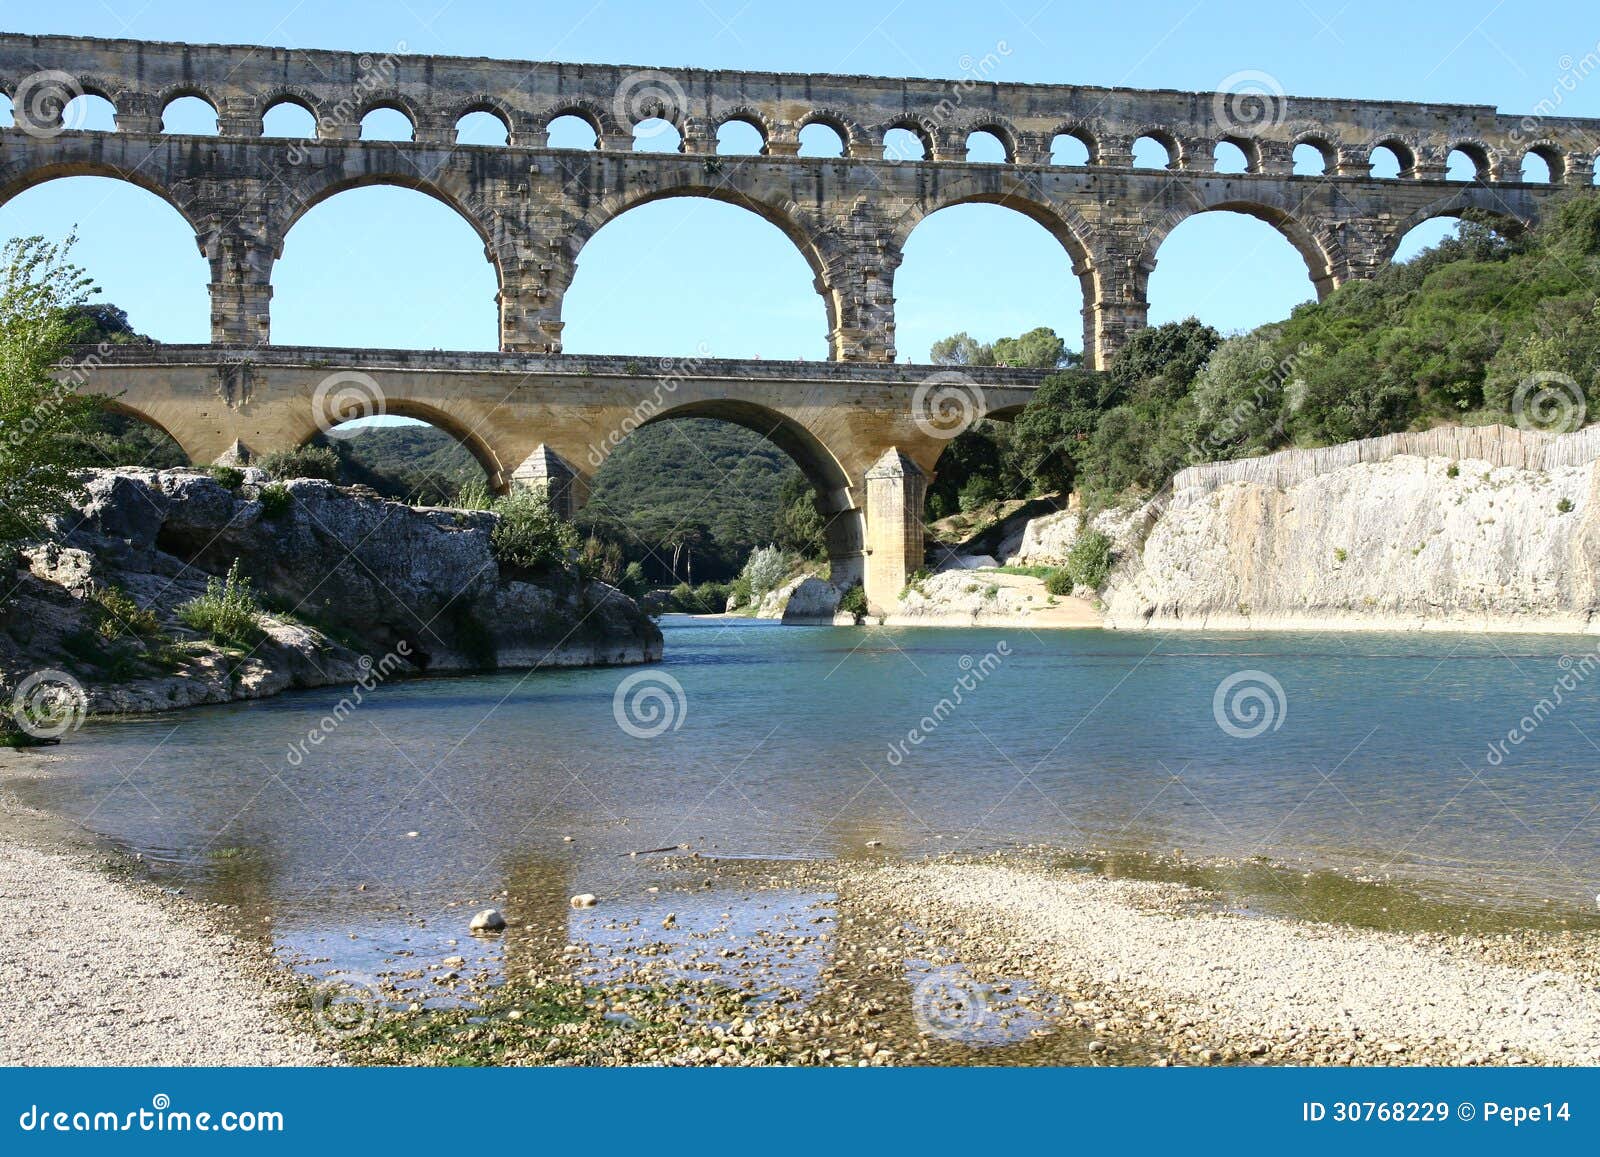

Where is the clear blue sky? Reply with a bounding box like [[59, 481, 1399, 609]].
[[1, 0, 1597, 361]]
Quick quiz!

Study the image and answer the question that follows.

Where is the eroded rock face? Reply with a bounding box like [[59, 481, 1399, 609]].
[[1105, 448, 1600, 633], [1, 468, 662, 717], [754, 575, 842, 624]]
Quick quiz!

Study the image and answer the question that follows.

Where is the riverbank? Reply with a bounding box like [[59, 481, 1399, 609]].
[[0, 780, 324, 1066]]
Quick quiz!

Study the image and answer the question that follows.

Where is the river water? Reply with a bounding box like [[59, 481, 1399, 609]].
[[10, 617, 1600, 1008]]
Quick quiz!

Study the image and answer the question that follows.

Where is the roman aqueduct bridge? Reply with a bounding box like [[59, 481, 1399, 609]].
[[1, 32, 1595, 607]]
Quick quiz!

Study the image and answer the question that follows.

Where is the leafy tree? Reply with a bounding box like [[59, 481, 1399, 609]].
[[930, 332, 993, 366], [1008, 368, 1102, 494], [991, 326, 1070, 369], [772, 472, 826, 559], [491, 486, 579, 572], [0, 235, 100, 557], [739, 544, 789, 601]]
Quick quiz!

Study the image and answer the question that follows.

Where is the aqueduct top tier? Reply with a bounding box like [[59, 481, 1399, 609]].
[[1, 30, 1597, 368]]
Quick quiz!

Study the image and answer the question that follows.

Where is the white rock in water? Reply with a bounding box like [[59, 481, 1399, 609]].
[[469, 908, 506, 932], [570, 893, 597, 909]]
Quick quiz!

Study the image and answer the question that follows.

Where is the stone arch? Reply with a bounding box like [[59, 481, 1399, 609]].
[[301, 397, 507, 489], [566, 184, 841, 350], [1446, 139, 1496, 181], [961, 118, 1019, 162], [90, 397, 195, 464], [267, 172, 508, 282], [538, 99, 615, 140], [1050, 122, 1100, 164], [1215, 133, 1263, 173], [879, 116, 934, 160], [447, 94, 518, 143], [890, 182, 1101, 361], [258, 86, 327, 127], [1374, 198, 1530, 265], [1138, 198, 1338, 300], [1289, 130, 1339, 173], [632, 397, 864, 575], [155, 84, 220, 123], [796, 109, 863, 155], [712, 106, 771, 151], [1520, 139, 1565, 183], [356, 93, 422, 137], [1369, 135, 1419, 177], [0, 156, 204, 237]]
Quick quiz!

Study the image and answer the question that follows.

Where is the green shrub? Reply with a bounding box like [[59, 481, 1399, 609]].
[[90, 583, 161, 641], [1065, 529, 1114, 590], [1332, 546, 1348, 563], [207, 465, 245, 490], [727, 573, 752, 609], [258, 444, 341, 483], [491, 486, 579, 571], [177, 559, 264, 647], [618, 561, 647, 599], [1446, 462, 1460, 478], [1558, 497, 1575, 513], [838, 584, 867, 620], [452, 479, 495, 510], [958, 475, 1001, 512], [1043, 567, 1074, 596], [257, 482, 292, 519]]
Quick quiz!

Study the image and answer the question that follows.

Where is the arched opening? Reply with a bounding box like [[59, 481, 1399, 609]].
[[896, 201, 1086, 370], [797, 121, 845, 158], [965, 129, 1008, 163], [61, 92, 117, 132], [67, 403, 190, 470], [0, 175, 209, 342], [579, 407, 860, 602], [632, 117, 681, 152], [1050, 132, 1091, 166], [546, 113, 598, 149], [883, 126, 928, 163], [272, 185, 499, 350], [1369, 142, 1411, 179], [1447, 145, 1490, 181], [1521, 149, 1555, 183], [360, 106, 414, 141], [262, 99, 317, 139], [1293, 140, 1333, 176], [1132, 134, 1176, 169], [1147, 209, 1321, 333], [716, 119, 764, 155], [305, 414, 495, 506], [160, 95, 217, 134], [561, 196, 827, 359], [456, 110, 509, 147], [1391, 215, 1463, 262], [1213, 140, 1250, 174]]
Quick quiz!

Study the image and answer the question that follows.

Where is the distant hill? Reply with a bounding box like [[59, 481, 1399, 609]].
[[578, 418, 800, 583], [314, 423, 480, 505]]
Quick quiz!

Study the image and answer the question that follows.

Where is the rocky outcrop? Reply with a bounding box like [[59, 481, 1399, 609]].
[[1105, 426, 1600, 633], [755, 575, 842, 624], [886, 569, 1100, 628], [1, 468, 661, 717]]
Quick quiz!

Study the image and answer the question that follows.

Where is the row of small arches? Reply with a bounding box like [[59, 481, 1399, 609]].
[[0, 89, 1588, 183]]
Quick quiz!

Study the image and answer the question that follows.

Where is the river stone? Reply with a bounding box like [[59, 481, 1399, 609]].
[[470, 908, 506, 932], [569, 893, 597, 909]]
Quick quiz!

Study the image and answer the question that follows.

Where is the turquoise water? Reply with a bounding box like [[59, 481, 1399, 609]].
[[10, 618, 1600, 980]]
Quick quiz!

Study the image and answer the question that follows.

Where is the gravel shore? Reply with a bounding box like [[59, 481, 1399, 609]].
[[0, 811, 324, 1066], [846, 860, 1600, 1065]]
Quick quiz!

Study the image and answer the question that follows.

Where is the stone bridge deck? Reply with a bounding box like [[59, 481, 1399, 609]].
[[74, 344, 1045, 608]]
